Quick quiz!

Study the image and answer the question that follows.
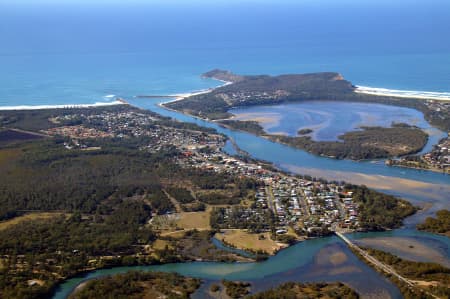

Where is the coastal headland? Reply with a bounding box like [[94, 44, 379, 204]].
[[163, 70, 449, 162]]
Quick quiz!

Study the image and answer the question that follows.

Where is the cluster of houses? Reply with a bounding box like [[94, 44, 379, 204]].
[[178, 146, 362, 235], [217, 90, 290, 104], [44, 125, 113, 139], [425, 99, 450, 115], [44, 110, 225, 153], [423, 137, 450, 173], [389, 135, 450, 174]]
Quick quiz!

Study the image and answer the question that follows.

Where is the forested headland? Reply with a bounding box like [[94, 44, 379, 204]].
[[167, 70, 450, 132]]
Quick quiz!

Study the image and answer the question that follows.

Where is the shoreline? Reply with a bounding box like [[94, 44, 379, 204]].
[[387, 161, 449, 175], [0, 99, 127, 111], [355, 86, 450, 101], [160, 80, 232, 105]]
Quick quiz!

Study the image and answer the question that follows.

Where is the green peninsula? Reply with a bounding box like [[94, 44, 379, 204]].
[[165, 69, 450, 132], [164, 70, 450, 160]]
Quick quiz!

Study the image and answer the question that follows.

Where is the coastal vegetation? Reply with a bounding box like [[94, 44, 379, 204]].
[[272, 125, 428, 160], [69, 271, 201, 299], [66, 272, 360, 299], [218, 119, 266, 135], [247, 282, 359, 299], [344, 185, 417, 231], [417, 209, 450, 236], [221, 280, 251, 298]]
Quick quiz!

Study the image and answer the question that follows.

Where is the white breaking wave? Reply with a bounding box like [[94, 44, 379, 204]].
[[103, 94, 116, 98], [356, 86, 450, 101], [0, 100, 125, 111]]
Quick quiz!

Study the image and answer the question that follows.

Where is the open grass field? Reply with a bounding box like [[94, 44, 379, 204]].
[[0, 212, 65, 231], [151, 239, 172, 250], [175, 206, 212, 230], [215, 230, 285, 254]]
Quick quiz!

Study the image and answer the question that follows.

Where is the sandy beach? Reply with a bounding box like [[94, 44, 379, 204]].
[[161, 80, 233, 105], [355, 86, 450, 101], [0, 100, 125, 111]]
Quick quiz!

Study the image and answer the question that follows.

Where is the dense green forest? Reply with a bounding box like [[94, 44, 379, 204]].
[[69, 271, 200, 299], [344, 185, 417, 231], [417, 209, 450, 236], [167, 70, 450, 131]]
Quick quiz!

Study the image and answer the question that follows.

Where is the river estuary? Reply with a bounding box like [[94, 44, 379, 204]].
[[52, 97, 450, 299]]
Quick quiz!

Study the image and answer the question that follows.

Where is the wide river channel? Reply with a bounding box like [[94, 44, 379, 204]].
[[53, 97, 450, 299]]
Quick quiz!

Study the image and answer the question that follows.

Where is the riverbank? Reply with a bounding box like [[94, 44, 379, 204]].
[[387, 161, 450, 175]]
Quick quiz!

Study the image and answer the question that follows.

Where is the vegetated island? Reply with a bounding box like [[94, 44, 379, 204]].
[[222, 120, 428, 160], [416, 209, 450, 237], [0, 105, 417, 298], [69, 271, 201, 299], [164, 69, 442, 160], [69, 270, 359, 299]]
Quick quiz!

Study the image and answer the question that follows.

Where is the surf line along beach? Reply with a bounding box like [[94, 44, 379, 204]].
[[136, 80, 233, 106], [355, 86, 450, 101], [0, 99, 128, 111]]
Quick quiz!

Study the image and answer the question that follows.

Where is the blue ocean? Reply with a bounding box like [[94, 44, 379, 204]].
[[1, 0, 450, 107]]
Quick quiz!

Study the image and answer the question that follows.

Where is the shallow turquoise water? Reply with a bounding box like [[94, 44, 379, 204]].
[[230, 101, 447, 153]]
